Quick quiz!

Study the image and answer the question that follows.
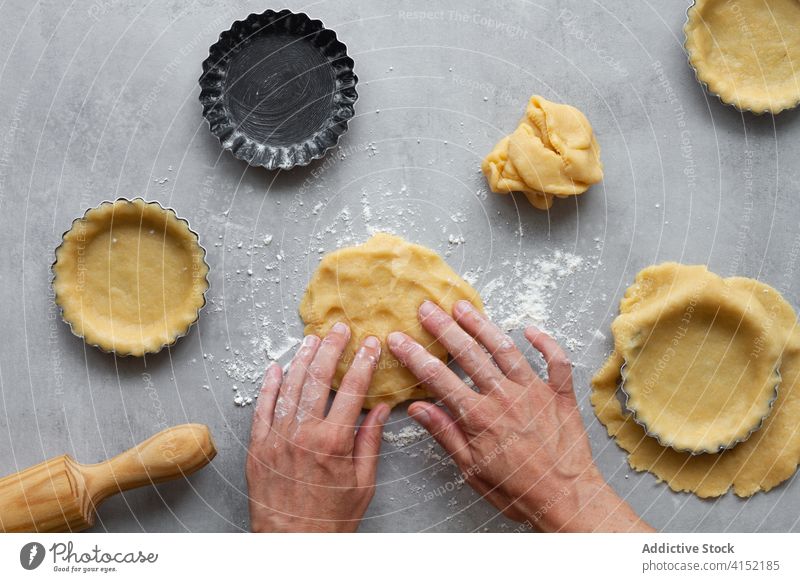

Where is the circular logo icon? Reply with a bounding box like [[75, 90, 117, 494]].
[[19, 542, 45, 570]]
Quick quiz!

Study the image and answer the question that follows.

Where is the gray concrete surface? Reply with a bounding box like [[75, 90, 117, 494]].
[[1, 0, 799, 532]]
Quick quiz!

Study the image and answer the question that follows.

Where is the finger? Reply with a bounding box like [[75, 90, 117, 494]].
[[250, 364, 283, 444], [300, 322, 350, 421], [274, 335, 320, 429], [418, 301, 506, 394], [327, 336, 382, 427], [353, 404, 391, 485], [452, 300, 536, 385], [408, 402, 472, 468], [524, 326, 574, 398], [387, 331, 480, 415]]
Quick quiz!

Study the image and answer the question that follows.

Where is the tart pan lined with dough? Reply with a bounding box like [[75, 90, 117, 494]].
[[684, 0, 800, 114], [614, 267, 781, 454], [52, 198, 209, 356], [592, 263, 800, 498]]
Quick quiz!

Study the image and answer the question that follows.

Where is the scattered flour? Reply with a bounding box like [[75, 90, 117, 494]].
[[256, 334, 301, 362], [476, 250, 596, 352], [220, 331, 301, 406], [232, 385, 253, 407], [360, 190, 372, 223], [382, 424, 429, 447], [214, 180, 597, 406]]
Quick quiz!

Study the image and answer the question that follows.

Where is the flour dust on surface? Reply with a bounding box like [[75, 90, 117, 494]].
[[203, 160, 599, 406]]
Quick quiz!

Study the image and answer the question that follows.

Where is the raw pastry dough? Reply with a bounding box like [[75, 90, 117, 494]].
[[592, 263, 800, 497], [685, 0, 800, 114], [299, 233, 484, 409], [614, 264, 781, 453], [481, 95, 603, 210], [53, 198, 209, 356]]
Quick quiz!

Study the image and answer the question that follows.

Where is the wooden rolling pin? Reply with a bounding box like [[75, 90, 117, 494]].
[[0, 424, 216, 532]]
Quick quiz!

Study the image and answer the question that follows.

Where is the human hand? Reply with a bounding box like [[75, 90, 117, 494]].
[[387, 300, 652, 532], [246, 323, 390, 532]]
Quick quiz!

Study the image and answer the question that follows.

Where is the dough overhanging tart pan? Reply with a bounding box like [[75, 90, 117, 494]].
[[199, 9, 358, 170], [683, 0, 800, 115], [51, 198, 210, 356], [619, 360, 781, 455], [612, 267, 785, 455]]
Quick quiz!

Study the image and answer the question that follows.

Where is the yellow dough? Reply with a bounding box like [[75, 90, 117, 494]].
[[685, 0, 800, 114], [481, 95, 603, 210], [299, 233, 484, 409], [614, 264, 781, 453], [53, 198, 209, 356], [592, 263, 800, 497]]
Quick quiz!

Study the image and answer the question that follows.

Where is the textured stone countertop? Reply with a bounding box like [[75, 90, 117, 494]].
[[1, 0, 798, 532]]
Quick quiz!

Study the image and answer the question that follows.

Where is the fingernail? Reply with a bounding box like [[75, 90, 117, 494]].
[[364, 336, 381, 351], [331, 322, 349, 335], [387, 332, 405, 349], [418, 300, 436, 317], [454, 300, 474, 316], [302, 334, 319, 348], [410, 406, 430, 425], [377, 405, 390, 423]]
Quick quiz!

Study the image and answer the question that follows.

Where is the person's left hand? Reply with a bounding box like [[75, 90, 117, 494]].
[[246, 322, 390, 532]]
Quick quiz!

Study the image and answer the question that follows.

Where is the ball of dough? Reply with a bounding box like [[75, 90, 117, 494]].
[[481, 95, 603, 209], [299, 233, 484, 409]]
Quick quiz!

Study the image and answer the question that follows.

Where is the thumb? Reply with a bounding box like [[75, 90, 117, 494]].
[[354, 404, 390, 485], [408, 402, 472, 468]]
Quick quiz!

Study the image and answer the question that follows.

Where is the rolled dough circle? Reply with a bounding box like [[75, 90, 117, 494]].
[[299, 233, 484, 409]]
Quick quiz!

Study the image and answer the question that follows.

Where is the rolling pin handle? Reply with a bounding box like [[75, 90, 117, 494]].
[[80, 424, 217, 507]]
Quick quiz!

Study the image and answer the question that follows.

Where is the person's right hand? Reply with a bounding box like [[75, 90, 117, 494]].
[[387, 299, 652, 532]]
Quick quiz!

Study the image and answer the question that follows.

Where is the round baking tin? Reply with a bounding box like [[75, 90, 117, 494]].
[[683, 0, 800, 115], [51, 198, 210, 357], [619, 359, 781, 455], [199, 9, 358, 170]]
